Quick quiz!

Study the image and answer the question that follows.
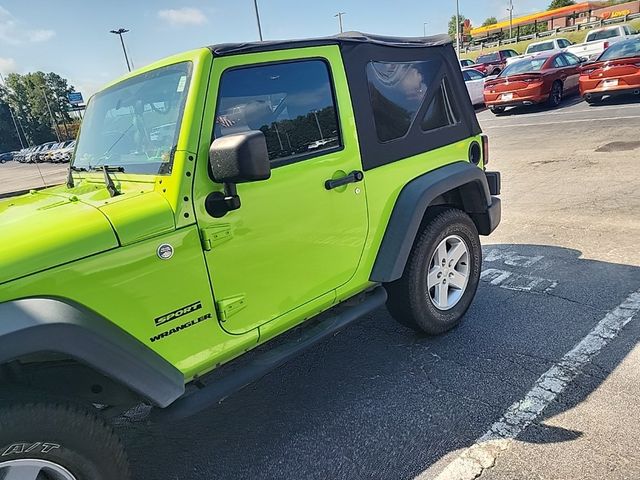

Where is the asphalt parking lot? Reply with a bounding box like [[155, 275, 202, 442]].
[[3, 95, 640, 479], [0, 161, 67, 196]]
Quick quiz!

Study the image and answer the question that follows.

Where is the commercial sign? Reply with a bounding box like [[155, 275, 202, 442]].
[[67, 92, 84, 105]]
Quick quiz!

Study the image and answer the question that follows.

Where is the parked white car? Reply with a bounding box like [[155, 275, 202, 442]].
[[566, 25, 636, 60], [525, 37, 573, 55], [462, 68, 486, 105]]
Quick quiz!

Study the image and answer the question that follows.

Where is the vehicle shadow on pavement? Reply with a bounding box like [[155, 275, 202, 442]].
[[118, 244, 640, 480], [586, 94, 640, 108]]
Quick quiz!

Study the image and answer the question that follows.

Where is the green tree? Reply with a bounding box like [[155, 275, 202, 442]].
[[548, 0, 576, 10], [1, 71, 76, 145], [482, 17, 498, 27], [448, 14, 466, 39], [0, 99, 23, 152]]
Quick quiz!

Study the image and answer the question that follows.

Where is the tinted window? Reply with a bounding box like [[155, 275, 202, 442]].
[[215, 60, 340, 164], [477, 52, 500, 64], [366, 59, 442, 142], [421, 78, 459, 132], [553, 55, 568, 68], [558, 39, 571, 48], [466, 69, 484, 80], [527, 42, 555, 53], [500, 58, 547, 76], [564, 53, 581, 65], [586, 28, 621, 42], [599, 38, 640, 61]]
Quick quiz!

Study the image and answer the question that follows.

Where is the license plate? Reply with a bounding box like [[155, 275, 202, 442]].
[[603, 79, 619, 88], [501, 93, 513, 101]]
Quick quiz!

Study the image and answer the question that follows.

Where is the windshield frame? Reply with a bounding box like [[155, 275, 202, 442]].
[[71, 60, 193, 176]]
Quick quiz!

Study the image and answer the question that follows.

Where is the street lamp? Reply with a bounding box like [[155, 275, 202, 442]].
[[253, 0, 264, 41], [507, 0, 514, 39], [335, 12, 346, 34], [455, 0, 461, 55], [110, 28, 132, 72]]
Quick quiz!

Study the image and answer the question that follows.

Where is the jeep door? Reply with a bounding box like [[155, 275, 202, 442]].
[[194, 46, 368, 335]]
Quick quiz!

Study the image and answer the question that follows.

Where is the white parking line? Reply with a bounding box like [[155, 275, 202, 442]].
[[484, 115, 640, 129], [418, 288, 640, 480]]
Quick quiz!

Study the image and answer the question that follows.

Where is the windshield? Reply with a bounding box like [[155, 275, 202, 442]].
[[527, 42, 554, 53], [599, 39, 640, 61], [586, 28, 621, 42], [72, 62, 192, 174], [477, 52, 500, 64], [500, 57, 547, 76]]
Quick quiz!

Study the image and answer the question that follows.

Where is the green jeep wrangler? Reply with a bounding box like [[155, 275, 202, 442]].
[[0, 33, 500, 479]]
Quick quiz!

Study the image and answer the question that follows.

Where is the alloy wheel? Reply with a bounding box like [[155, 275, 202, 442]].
[[426, 235, 470, 310]]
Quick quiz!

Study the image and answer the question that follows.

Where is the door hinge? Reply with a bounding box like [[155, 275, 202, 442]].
[[200, 225, 232, 251], [216, 295, 247, 322]]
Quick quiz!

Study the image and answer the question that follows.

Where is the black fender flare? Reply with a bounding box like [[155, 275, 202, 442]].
[[370, 161, 500, 283], [0, 298, 184, 407]]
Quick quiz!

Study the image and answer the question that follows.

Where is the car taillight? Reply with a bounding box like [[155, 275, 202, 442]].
[[481, 134, 489, 166]]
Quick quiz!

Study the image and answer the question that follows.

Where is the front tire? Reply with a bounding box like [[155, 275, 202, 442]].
[[0, 402, 131, 480], [386, 208, 482, 335]]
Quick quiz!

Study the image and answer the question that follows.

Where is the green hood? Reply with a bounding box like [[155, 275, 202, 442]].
[[0, 182, 176, 285]]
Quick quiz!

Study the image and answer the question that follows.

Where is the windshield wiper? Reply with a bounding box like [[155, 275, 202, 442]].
[[89, 165, 125, 197], [66, 165, 89, 188]]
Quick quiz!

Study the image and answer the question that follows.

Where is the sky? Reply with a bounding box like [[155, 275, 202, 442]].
[[0, 0, 552, 98]]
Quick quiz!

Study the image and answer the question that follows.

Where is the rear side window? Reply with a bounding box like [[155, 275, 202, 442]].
[[421, 78, 460, 132], [366, 59, 442, 142], [466, 69, 484, 80], [215, 60, 341, 164]]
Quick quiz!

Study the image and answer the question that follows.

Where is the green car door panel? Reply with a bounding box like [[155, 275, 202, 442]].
[[193, 46, 369, 335]]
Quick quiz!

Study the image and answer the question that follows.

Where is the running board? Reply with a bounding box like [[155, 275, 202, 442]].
[[152, 286, 387, 423]]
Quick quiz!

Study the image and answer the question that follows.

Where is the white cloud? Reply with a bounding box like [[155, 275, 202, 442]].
[[158, 7, 207, 26], [0, 6, 56, 45], [0, 56, 16, 75]]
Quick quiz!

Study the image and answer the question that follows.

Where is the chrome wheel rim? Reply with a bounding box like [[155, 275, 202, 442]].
[[552, 84, 562, 105], [0, 459, 77, 480], [427, 235, 470, 311]]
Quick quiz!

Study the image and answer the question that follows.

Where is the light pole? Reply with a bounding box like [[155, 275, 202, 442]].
[[423, 22, 428, 36], [335, 12, 346, 34], [455, 0, 461, 55], [0, 72, 25, 149], [312, 110, 324, 140], [110, 28, 132, 72], [38, 83, 61, 142], [507, 0, 514, 38], [253, 0, 264, 41]]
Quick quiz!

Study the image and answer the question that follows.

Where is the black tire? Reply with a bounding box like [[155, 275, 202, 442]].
[[0, 402, 130, 480], [547, 81, 563, 108], [490, 69, 501, 76], [386, 208, 482, 335], [490, 106, 506, 115], [585, 95, 601, 105]]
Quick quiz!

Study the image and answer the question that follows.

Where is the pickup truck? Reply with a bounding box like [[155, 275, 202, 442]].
[[566, 25, 636, 60], [0, 32, 501, 479], [473, 49, 520, 75]]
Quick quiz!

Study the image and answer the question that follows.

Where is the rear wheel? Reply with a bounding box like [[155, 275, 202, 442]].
[[547, 81, 563, 108], [0, 402, 130, 480], [490, 106, 506, 115], [386, 208, 482, 335]]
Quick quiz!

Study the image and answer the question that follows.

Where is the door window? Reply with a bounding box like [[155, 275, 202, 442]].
[[553, 55, 568, 68], [215, 60, 341, 165], [563, 53, 581, 65]]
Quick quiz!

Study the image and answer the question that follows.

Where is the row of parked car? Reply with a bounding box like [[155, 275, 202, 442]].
[[460, 30, 640, 115], [10, 140, 76, 164]]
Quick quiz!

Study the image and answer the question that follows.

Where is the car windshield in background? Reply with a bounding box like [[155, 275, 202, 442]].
[[599, 39, 640, 61], [477, 53, 500, 63], [72, 62, 192, 174], [586, 28, 621, 42], [500, 58, 547, 76], [528, 42, 554, 53]]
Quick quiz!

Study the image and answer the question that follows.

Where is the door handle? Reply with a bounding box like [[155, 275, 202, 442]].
[[325, 170, 364, 190]]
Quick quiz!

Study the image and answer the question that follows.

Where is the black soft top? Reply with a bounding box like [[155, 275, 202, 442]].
[[209, 32, 481, 171], [209, 31, 452, 57]]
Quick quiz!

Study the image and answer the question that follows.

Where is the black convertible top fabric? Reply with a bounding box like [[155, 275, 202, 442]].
[[209, 31, 452, 57], [208, 32, 481, 171]]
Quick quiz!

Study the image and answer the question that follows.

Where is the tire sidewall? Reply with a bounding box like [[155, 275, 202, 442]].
[[409, 211, 482, 333]]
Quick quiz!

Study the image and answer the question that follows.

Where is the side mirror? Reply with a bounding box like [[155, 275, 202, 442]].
[[209, 130, 271, 184], [206, 130, 271, 218], [579, 56, 589, 63]]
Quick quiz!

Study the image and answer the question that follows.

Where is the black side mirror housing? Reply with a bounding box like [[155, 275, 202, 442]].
[[209, 130, 271, 184]]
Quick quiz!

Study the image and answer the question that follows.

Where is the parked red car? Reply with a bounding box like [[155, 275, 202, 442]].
[[579, 37, 640, 104], [484, 51, 583, 114], [472, 49, 519, 76]]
